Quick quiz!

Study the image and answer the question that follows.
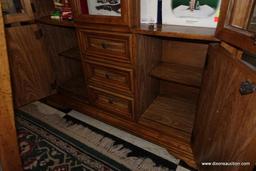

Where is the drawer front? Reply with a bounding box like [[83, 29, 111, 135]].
[[84, 61, 133, 96], [79, 30, 132, 63], [89, 87, 134, 119]]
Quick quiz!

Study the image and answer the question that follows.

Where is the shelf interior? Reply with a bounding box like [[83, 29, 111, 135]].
[[151, 62, 203, 87], [37, 15, 75, 28], [58, 47, 81, 61], [58, 76, 88, 101], [135, 24, 219, 41], [139, 95, 196, 142]]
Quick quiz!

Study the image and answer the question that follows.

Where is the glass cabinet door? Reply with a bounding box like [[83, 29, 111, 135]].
[[216, 0, 256, 53], [71, 0, 129, 26], [1, 0, 34, 24]]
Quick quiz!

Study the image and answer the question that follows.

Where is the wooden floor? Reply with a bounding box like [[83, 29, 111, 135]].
[[139, 95, 196, 142]]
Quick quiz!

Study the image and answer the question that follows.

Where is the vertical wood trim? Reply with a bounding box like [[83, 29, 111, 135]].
[[0, 3, 23, 171]]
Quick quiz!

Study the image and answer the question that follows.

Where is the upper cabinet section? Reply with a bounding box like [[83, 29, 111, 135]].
[[1, 0, 34, 24], [216, 0, 256, 53], [71, 0, 135, 27]]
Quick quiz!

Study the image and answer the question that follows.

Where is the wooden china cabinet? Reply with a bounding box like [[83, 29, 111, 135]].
[[1, 0, 256, 170]]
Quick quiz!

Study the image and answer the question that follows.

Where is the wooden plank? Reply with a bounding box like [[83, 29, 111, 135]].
[[135, 24, 219, 41], [160, 80, 200, 102], [0, 3, 23, 171], [4, 0, 34, 24], [37, 16, 75, 28], [193, 45, 256, 170], [162, 40, 209, 69], [140, 96, 196, 136], [59, 47, 81, 61], [39, 24, 81, 85], [151, 63, 203, 87], [30, 0, 55, 19], [134, 34, 161, 118], [6, 24, 55, 107]]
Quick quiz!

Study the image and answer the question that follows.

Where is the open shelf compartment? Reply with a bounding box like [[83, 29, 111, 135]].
[[37, 15, 75, 28], [58, 47, 81, 61], [58, 76, 88, 101], [139, 95, 196, 142], [151, 62, 203, 87]]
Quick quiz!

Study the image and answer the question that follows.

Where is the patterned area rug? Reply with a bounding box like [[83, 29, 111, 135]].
[[16, 103, 194, 171]]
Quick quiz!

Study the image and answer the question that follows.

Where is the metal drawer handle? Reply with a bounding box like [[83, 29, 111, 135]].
[[240, 80, 256, 95]]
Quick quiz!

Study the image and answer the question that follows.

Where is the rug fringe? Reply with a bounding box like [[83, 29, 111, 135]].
[[20, 104, 173, 171]]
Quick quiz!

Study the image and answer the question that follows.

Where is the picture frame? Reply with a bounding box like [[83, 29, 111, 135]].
[[87, 0, 121, 17], [162, 0, 221, 28]]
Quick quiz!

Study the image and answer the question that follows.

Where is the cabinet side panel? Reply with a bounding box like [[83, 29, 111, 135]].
[[135, 35, 161, 118]]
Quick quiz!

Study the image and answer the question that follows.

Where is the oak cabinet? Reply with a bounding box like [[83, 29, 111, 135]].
[[3, 0, 256, 170]]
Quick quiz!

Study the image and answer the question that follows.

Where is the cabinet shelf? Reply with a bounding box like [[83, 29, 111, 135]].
[[37, 15, 75, 28], [58, 47, 81, 61], [151, 63, 203, 87], [58, 76, 88, 101], [139, 95, 196, 141], [135, 24, 219, 41]]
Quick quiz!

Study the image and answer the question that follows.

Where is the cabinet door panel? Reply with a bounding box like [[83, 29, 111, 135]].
[[216, 0, 256, 53], [2, 0, 34, 24], [6, 24, 55, 107], [192, 45, 256, 171], [0, 4, 22, 171]]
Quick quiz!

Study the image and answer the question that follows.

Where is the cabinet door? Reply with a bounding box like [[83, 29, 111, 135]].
[[0, 4, 22, 171], [216, 0, 256, 53], [192, 45, 256, 171], [1, 0, 34, 24], [6, 24, 55, 107]]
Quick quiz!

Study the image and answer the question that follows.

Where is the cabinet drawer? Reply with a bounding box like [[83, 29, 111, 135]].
[[79, 30, 132, 63], [88, 87, 134, 119], [84, 61, 133, 95]]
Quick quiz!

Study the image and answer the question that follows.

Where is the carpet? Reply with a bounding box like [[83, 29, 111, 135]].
[[16, 104, 194, 171]]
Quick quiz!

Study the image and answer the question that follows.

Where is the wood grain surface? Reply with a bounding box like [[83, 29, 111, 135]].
[[162, 40, 209, 69], [151, 63, 203, 87], [39, 24, 81, 85], [3, 0, 34, 24], [216, 0, 256, 54], [134, 35, 161, 117], [140, 95, 196, 136], [193, 45, 256, 171], [6, 24, 55, 107], [135, 24, 218, 41], [0, 3, 23, 171]]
